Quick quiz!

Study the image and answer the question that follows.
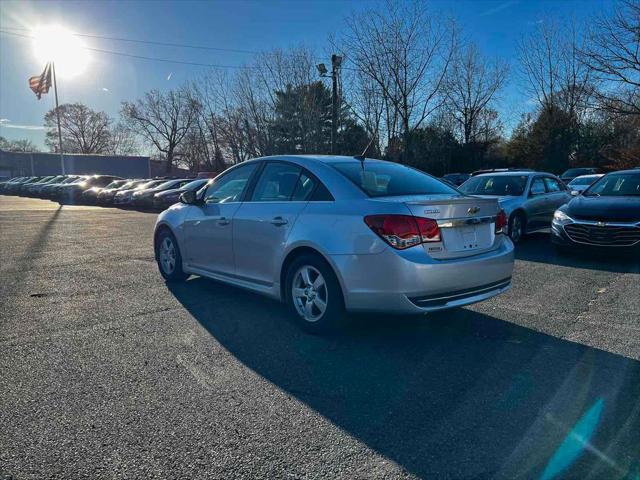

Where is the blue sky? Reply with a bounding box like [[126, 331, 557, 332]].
[[0, 0, 614, 149]]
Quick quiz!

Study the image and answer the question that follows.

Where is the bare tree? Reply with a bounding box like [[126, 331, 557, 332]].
[[108, 123, 140, 156], [580, 0, 640, 115], [342, 0, 456, 161], [444, 43, 508, 144], [121, 88, 199, 172], [44, 103, 112, 154], [0, 136, 40, 153], [518, 18, 593, 118]]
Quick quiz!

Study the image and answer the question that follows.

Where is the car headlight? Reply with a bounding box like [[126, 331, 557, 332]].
[[553, 210, 572, 224]]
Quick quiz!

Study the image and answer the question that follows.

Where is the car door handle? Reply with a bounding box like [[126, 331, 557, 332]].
[[270, 216, 288, 226], [217, 217, 230, 226]]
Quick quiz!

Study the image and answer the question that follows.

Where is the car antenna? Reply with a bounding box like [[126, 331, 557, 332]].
[[354, 125, 378, 171]]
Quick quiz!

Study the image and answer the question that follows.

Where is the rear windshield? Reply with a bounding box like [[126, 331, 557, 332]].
[[459, 175, 527, 196], [563, 168, 593, 176], [331, 161, 457, 197], [569, 176, 598, 186]]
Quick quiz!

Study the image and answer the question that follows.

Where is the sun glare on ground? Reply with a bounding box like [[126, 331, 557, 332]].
[[32, 25, 90, 78]]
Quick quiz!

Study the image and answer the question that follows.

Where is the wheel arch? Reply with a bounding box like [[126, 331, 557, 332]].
[[279, 245, 346, 303], [153, 223, 176, 260]]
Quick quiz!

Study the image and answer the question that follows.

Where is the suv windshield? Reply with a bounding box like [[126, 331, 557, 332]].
[[331, 161, 457, 197], [459, 175, 527, 196], [584, 172, 640, 197]]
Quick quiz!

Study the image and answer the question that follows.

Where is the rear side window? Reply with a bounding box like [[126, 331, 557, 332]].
[[310, 182, 334, 201], [291, 172, 316, 201], [530, 178, 545, 195], [251, 163, 301, 202], [331, 161, 457, 197]]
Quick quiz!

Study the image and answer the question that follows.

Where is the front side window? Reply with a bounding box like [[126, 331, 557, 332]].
[[204, 163, 257, 204], [543, 178, 561, 192], [332, 161, 457, 197], [460, 175, 527, 196], [251, 163, 301, 202]]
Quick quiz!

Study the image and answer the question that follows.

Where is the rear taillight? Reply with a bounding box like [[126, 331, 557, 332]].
[[364, 214, 441, 250], [495, 209, 507, 234]]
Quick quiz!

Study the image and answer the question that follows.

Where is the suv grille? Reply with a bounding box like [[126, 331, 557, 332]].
[[564, 223, 640, 247]]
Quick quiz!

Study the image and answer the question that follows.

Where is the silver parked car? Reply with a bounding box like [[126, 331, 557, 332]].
[[154, 156, 514, 333], [459, 171, 572, 244], [567, 174, 605, 194]]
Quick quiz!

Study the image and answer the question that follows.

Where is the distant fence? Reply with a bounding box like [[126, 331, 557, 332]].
[[0, 150, 150, 178]]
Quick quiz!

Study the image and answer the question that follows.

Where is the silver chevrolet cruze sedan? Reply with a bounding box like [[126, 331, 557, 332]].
[[154, 155, 514, 333]]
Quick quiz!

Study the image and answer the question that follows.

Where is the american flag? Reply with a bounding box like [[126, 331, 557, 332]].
[[28, 63, 52, 100]]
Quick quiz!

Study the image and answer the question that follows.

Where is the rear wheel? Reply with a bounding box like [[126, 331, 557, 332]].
[[156, 229, 188, 282], [285, 254, 344, 334], [509, 212, 525, 244]]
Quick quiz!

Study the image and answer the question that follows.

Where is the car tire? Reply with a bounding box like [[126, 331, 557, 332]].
[[284, 254, 345, 335], [155, 229, 189, 282], [508, 212, 526, 244]]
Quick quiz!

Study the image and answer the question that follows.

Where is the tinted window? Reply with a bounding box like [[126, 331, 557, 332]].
[[332, 161, 457, 197], [460, 175, 527, 196], [569, 176, 597, 186], [204, 163, 257, 203], [251, 163, 301, 202], [563, 168, 594, 177], [291, 172, 318, 201], [181, 179, 208, 191], [530, 178, 545, 195], [543, 177, 561, 192], [311, 182, 334, 201], [584, 173, 640, 197]]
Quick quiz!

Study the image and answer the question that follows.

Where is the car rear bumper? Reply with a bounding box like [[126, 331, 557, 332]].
[[330, 236, 514, 314]]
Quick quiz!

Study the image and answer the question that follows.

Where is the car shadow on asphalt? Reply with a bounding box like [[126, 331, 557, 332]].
[[515, 233, 640, 274], [167, 277, 640, 479]]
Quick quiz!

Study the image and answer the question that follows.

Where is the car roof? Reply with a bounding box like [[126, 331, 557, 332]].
[[473, 171, 554, 177], [610, 169, 640, 175], [572, 174, 604, 179], [255, 154, 389, 166]]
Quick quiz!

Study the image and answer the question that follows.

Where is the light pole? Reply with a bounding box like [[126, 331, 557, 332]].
[[317, 55, 342, 154]]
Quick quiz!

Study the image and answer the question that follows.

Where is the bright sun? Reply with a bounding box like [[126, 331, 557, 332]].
[[33, 25, 90, 79]]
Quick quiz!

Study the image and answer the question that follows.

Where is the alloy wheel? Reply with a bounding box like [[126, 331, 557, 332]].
[[159, 237, 176, 275], [511, 216, 523, 243], [292, 265, 328, 322]]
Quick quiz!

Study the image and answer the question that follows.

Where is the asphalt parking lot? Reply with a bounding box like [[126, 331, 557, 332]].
[[1, 195, 639, 479]]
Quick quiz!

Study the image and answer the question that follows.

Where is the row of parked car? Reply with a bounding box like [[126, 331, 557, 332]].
[[0, 174, 210, 210], [441, 167, 602, 188], [442, 167, 640, 251]]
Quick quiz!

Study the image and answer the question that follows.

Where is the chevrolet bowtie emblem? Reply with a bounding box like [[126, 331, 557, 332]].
[[468, 206, 480, 215]]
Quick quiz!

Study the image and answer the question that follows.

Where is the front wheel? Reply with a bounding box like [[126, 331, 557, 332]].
[[285, 254, 345, 334], [155, 229, 189, 282]]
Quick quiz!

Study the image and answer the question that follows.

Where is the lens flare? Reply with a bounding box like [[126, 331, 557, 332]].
[[32, 25, 90, 78]]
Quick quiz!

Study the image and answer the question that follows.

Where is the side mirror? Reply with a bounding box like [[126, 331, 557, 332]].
[[179, 190, 198, 205]]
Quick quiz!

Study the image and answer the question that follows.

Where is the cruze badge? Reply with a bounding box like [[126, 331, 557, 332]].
[[468, 206, 480, 215], [424, 209, 440, 215]]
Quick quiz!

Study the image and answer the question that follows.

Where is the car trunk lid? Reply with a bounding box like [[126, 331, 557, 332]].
[[374, 194, 501, 259]]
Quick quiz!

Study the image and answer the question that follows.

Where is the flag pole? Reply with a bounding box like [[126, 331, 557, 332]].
[[51, 62, 65, 175]]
